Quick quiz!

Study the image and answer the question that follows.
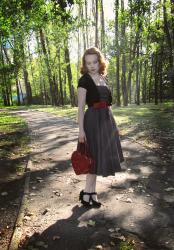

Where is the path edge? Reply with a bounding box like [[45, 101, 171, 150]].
[[8, 160, 32, 250]]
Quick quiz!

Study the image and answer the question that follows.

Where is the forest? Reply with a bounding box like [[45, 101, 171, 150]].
[[0, 0, 174, 107], [1, 2, 174, 249]]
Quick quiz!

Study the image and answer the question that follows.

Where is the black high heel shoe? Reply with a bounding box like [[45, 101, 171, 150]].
[[79, 190, 91, 207], [89, 192, 102, 208]]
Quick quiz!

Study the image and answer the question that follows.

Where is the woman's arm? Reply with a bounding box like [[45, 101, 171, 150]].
[[77, 87, 87, 143]]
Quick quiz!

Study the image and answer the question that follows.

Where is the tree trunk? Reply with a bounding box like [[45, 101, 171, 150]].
[[39, 28, 56, 105], [154, 53, 158, 105], [115, 0, 120, 106], [163, 0, 173, 67], [36, 32, 47, 105], [121, 0, 128, 106], [135, 44, 140, 105], [171, 0, 174, 58], [80, 4, 87, 51], [21, 42, 32, 105], [64, 44, 75, 106], [77, 25, 81, 82], [3, 47, 11, 64], [159, 54, 163, 103], [127, 34, 139, 96], [148, 55, 153, 103], [0, 39, 10, 106], [53, 74, 59, 106], [85, 0, 89, 48], [58, 48, 64, 105], [18, 80, 24, 103], [95, 0, 99, 48], [16, 79, 21, 105], [142, 60, 148, 104], [128, 0, 133, 104], [28, 41, 36, 95], [139, 54, 142, 104], [63, 70, 67, 103], [23, 67, 32, 105], [100, 0, 105, 52]]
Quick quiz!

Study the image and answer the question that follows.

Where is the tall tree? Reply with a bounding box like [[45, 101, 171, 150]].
[[39, 28, 57, 105], [100, 0, 106, 52], [115, 0, 121, 106], [95, 0, 99, 48], [121, 0, 128, 106]]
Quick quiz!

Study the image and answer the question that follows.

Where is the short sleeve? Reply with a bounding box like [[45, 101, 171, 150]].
[[77, 77, 88, 90]]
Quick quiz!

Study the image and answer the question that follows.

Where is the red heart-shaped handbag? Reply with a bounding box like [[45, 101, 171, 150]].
[[71, 141, 95, 175]]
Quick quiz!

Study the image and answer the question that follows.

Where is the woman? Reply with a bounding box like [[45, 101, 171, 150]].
[[77, 47, 124, 208]]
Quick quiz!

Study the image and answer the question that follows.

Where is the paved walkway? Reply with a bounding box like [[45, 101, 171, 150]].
[[10, 110, 174, 250]]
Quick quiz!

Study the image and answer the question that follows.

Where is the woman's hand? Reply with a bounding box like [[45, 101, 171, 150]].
[[78, 130, 86, 143]]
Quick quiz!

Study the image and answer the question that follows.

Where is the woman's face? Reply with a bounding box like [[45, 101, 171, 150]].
[[85, 54, 100, 74]]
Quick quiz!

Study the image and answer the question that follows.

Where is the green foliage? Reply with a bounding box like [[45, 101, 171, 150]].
[[0, 63, 15, 74], [0, 111, 29, 159], [0, 0, 174, 107], [119, 241, 135, 250]]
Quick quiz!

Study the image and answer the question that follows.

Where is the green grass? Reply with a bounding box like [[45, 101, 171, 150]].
[[111, 102, 174, 149], [1, 101, 174, 150], [120, 241, 135, 250], [37, 102, 174, 149], [0, 112, 29, 160], [38, 105, 78, 120]]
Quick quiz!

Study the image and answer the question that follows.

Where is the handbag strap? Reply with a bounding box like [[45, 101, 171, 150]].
[[77, 140, 89, 155]]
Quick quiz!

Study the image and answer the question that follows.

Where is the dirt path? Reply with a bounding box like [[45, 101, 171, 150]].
[[9, 110, 174, 250]]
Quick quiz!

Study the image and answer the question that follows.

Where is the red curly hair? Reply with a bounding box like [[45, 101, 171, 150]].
[[80, 47, 108, 75]]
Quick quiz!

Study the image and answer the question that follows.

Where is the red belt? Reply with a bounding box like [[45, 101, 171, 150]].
[[93, 101, 108, 108]]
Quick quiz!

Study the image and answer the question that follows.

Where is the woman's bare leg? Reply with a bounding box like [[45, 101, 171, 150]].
[[83, 174, 97, 202]]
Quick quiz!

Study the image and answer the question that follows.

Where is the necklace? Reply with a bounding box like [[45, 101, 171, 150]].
[[90, 74, 106, 86]]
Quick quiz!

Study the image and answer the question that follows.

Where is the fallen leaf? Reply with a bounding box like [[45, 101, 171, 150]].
[[25, 212, 34, 217], [42, 208, 50, 215], [23, 216, 31, 221], [35, 241, 45, 247], [110, 241, 115, 246], [29, 193, 37, 196], [119, 235, 126, 241], [128, 188, 134, 193], [130, 239, 135, 245], [148, 203, 153, 206], [33, 160, 40, 163], [95, 245, 103, 249], [17, 173, 23, 176], [53, 191, 63, 197], [165, 187, 174, 192], [53, 235, 60, 240], [110, 232, 121, 238], [36, 177, 43, 181], [87, 220, 96, 227], [115, 196, 121, 200], [37, 179, 43, 183], [1, 192, 8, 196], [126, 198, 132, 203], [115, 227, 121, 232]]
